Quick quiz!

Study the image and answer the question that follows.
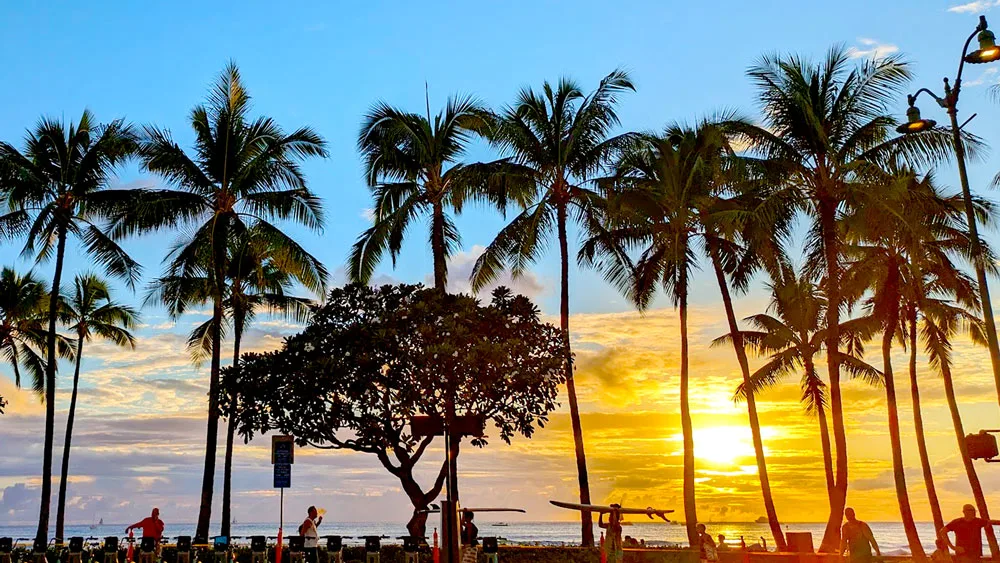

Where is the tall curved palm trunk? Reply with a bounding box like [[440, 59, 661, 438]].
[[815, 399, 835, 505], [557, 203, 594, 545], [908, 312, 943, 531], [197, 228, 228, 538], [818, 200, 848, 553], [55, 334, 85, 541], [677, 236, 697, 548], [879, 280, 925, 560], [221, 313, 244, 539], [708, 247, 785, 550], [941, 360, 999, 556], [37, 228, 67, 541]]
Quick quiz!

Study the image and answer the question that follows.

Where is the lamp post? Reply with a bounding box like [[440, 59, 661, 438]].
[[899, 15, 1000, 409]]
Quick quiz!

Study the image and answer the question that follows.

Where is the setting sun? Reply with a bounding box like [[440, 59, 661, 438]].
[[690, 426, 768, 465]]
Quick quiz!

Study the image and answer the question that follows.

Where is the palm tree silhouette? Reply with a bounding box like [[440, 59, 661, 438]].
[[119, 62, 327, 537], [0, 112, 140, 540], [55, 274, 138, 541], [473, 70, 635, 546], [730, 47, 956, 550]]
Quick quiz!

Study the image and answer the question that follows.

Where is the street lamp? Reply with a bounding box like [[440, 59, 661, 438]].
[[898, 14, 1000, 410]]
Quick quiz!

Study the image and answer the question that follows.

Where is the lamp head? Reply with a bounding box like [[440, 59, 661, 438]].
[[966, 23, 1000, 64], [896, 103, 936, 134]]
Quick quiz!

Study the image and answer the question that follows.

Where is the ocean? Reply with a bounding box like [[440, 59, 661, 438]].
[[0, 521, 951, 555]]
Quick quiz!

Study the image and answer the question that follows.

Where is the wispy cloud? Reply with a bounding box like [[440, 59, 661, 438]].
[[948, 0, 1000, 13], [360, 208, 376, 222], [847, 38, 900, 59], [966, 67, 999, 86], [433, 245, 548, 300]]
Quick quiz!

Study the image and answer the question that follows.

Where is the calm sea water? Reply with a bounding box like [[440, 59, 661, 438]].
[[0, 522, 948, 555]]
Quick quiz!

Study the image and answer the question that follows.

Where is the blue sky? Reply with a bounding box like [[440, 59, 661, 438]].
[[5, 0, 1000, 318], [6, 0, 1000, 528]]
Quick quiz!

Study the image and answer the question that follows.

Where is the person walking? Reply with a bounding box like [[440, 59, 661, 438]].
[[840, 508, 881, 563], [939, 504, 1000, 563], [299, 506, 322, 563]]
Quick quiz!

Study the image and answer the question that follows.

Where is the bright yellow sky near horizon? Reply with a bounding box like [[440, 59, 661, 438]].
[[4, 297, 1000, 525]]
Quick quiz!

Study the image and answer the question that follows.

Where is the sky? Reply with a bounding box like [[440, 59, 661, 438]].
[[5, 0, 1000, 530]]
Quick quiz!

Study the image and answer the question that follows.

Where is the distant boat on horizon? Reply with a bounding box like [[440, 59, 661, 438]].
[[89, 517, 102, 530]]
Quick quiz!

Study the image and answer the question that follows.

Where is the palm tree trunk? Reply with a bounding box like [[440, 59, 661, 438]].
[[222, 314, 244, 539], [431, 201, 447, 292], [805, 356, 834, 508], [678, 241, 697, 548], [881, 297, 925, 560], [55, 335, 85, 541], [37, 224, 68, 542], [818, 200, 847, 553], [708, 245, 785, 550], [941, 359, 1000, 557], [558, 203, 593, 547], [909, 311, 943, 531], [196, 225, 228, 539]]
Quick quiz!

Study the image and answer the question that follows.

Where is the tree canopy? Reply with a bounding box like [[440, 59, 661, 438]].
[[224, 283, 568, 536]]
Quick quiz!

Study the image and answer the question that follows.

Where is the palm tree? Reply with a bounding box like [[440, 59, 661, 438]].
[[151, 230, 322, 538], [726, 259, 880, 510], [471, 70, 635, 546], [922, 300, 1000, 557], [904, 300, 944, 532], [0, 112, 140, 540], [883, 177, 999, 555], [582, 120, 792, 547], [117, 62, 328, 538], [840, 176, 947, 561], [350, 95, 514, 291], [221, 235, 319, 538], [0, 267, 54, 394], [54, 274, 138, 541], [731, 47, 956, 550]]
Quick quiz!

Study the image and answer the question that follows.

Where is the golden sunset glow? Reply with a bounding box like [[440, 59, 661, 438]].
[[690, 426, 765, 466]]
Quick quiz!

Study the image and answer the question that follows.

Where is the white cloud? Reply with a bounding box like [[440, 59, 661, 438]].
[[948, 0, 1000, 13], [965, 67, 999, 86], [846, 38, 900, 60], [360, 208, 376, 222], [433, 245, 548, 300]]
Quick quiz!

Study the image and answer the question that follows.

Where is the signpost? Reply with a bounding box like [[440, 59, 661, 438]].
[[272, 436, 294, 563], [410, 414, 484, 563]]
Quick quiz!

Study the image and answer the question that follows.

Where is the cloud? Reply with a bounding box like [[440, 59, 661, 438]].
[[847, 38, 900, 60], [965, 67, 999, 86], [948, 0, 1000, 13], [5, 284, 1000, 526], [360, 208, 376, 223], [435, 245, 547, 300]]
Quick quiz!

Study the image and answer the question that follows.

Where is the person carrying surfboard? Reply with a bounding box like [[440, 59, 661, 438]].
[[598, 509, 624, 562]]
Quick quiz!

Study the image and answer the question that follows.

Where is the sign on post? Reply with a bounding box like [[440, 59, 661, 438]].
[[272, 435, 295, 464], [273, 463, 291, 488]]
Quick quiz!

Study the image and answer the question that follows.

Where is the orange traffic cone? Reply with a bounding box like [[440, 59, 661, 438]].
[[433, 528, 440, 563], [275, 528, 283, 563]]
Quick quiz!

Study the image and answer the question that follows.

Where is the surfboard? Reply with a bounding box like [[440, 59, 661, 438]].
[[549, 500, 674, 518], [460, 508, 526, 513]]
